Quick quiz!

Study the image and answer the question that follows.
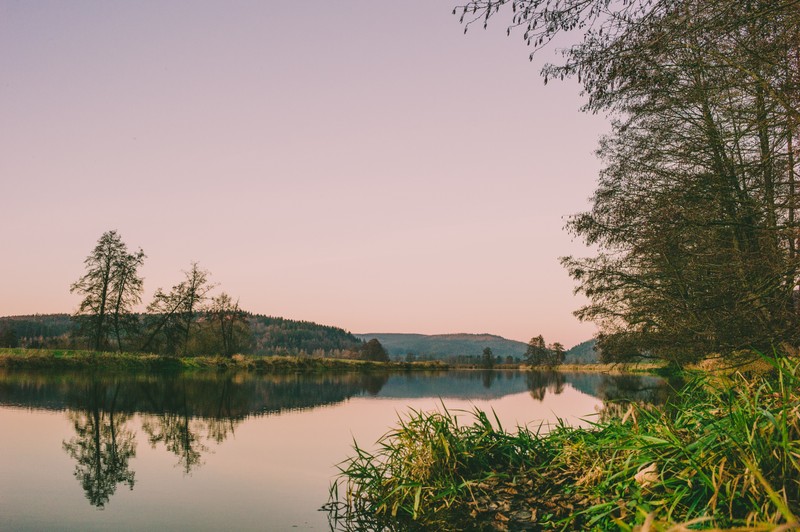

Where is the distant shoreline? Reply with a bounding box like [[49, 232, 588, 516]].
[[0, 347, 659, 375], [0, 348, 449, 373]]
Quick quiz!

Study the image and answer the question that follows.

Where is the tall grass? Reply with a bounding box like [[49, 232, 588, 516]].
[[329, 357, 800, 530]]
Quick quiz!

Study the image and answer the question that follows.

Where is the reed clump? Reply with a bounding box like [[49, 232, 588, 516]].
[[329, 357, 800, 530]]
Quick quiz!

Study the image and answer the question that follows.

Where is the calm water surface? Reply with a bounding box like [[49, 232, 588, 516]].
[[0, 369, 669, 530]]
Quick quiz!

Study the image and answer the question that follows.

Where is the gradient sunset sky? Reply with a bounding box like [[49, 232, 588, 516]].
[[0, 1, 607, 347]]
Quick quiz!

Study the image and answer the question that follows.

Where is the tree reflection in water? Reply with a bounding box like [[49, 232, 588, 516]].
[[526, 371, 566, 401], [5, 367, 672, 511], [138, 376, 240, 474], [523, 371, 673, 412], [62, 381, 136, 508], [594, 374, 679, 421], [48, 370, 392, 504], [481, 370, 496, 389]]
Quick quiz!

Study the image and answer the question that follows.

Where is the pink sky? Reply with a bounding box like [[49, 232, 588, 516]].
[[0, 1, 607, 347]]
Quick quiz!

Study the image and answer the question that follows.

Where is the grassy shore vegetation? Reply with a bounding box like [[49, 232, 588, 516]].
[[328, 356, 800, 531], [0, 348, 447, 373]]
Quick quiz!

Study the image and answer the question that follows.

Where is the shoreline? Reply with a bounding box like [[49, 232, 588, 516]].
[[0, 348, 662, 374], [330, 357, 800, 530], [0, 348, 449, 373]]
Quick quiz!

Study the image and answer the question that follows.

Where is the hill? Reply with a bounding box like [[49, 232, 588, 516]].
[[359, 333, 600, 364], [0, 314, 598, 363], [564, 339, 600, 364], [248, 314, 362, 355], [357, 333, 528, 361], [0, 314, 74, 348], [0, 313, 363, 356]]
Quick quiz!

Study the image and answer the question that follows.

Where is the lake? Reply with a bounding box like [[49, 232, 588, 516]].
[[0, 369, 669, 530]]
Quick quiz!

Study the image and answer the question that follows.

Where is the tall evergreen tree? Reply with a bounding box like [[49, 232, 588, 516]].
[[549, 342, 566, 366], [524, 335, 549, 366], [481, 346, 495, 368], [361, 338, 389, 362]]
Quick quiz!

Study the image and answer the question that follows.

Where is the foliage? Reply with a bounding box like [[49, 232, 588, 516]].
[[524, 335, 547, 365], [549, 342, 565, 366], [329, 405, 541, 529], [330, 356, 800, 530], [455, 1, 798, 118], [206, 293, 250, 357], [564, 339, 600, 364], [525, 335, 563, 367], [0, 313, 367, 359], [0, 314, 84, 349], [142, 263, 214, 356], [559, 3, 800, 361], [362, 333, 527, 361], [457, 0, 800, 363], [250, 315, 362, 356], [481, 347, 494, 368], [361, 338, 390, 363], [0, 320, 19, 348]]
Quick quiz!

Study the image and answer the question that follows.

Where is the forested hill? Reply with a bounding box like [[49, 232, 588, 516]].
[[359, 333, 599, 364], [248, 315, 362, 355], [0, 313, 363, 355], [357, 333, 528, 360], [564, 339, 600, 364], [0, 314, 74, 345], [0, 314, 596, 362]]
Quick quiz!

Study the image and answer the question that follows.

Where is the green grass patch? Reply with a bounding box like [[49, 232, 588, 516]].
[[328, 356, 800, 530]]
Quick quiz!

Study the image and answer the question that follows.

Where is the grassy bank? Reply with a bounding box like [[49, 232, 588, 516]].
[[0, 348, 448, 373], [328, 357, 800, 530], [440, 362, 664, 374], [554, 362, 664, 374]]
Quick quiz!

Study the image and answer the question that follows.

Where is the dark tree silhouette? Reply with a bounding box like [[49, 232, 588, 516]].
[[62, 381, 136, 508], [360, 338, 389, 362], [481, 347, 494, 368], [70, 231, 144, 351]]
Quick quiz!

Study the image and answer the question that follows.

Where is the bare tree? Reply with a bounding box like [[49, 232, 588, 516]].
[[110, 249, 145, 351], [141, 263, 214, 355], [71, 231, 144, 351], [209, 293, 249, 357]]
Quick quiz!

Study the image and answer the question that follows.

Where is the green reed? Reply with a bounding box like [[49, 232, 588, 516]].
[[329, 357, 800, 530]]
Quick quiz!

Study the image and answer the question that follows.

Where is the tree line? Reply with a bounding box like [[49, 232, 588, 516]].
[[68, 230, 248, 356], [459, 0, 800, 365], [64, 231, 386, 360], [523, 335, 565, 368], [475, 335, 566, 368]]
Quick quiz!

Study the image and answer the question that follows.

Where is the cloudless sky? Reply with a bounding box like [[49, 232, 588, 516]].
[[0, 0, 607, 347]]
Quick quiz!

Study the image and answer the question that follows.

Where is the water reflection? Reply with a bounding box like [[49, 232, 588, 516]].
[[62, 381, 136, 508], [0, 370, 392, 416], [523, 370, 673, 407], [480, 369, 495, 389], [526, 371, 566, 400], [0, 369, 669, 511]]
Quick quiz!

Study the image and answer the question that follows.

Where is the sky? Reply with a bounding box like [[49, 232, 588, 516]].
[[0, 1, 608, 347]]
